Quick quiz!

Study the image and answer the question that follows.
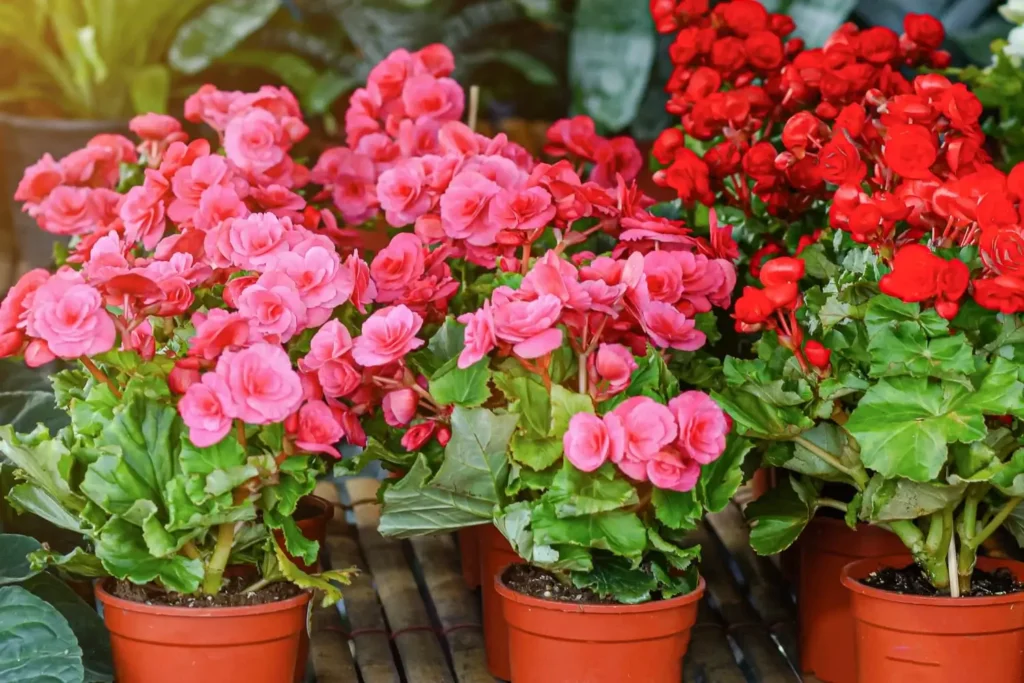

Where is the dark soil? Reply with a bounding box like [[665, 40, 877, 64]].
[[861, 564, 1024, 597], [502, 564, 618, 605], [113, 576, 301, 608]]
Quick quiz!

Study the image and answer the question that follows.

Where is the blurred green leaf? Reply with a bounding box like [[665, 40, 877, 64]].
[[129, 65, 169, 115], [169, 0, 282, 75], [0, 586, 84, 683]]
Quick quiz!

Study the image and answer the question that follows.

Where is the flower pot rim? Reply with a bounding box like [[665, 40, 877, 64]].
[[95, 579, 312, 618], [841, 555, 1024, 607], [295, 493, 335, 523], [494, 571, 706, 614]]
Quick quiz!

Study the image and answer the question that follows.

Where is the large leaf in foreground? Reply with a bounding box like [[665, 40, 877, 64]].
[[0, 586, 84, 683], [379, 407, 518, 537]]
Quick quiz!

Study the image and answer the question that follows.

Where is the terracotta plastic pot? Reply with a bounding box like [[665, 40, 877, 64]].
[[799, 517, 905, 683], [96, 581, 311, 683], [460, 526, 481, 589], [0, 112, 127, 268], [843, 556, 1024, 683], [750, 467, 774, 500], [496, 572, 705, 683], [479, 523, 520, 680]]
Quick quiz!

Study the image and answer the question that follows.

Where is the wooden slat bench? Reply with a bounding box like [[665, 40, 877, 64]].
[[308, 478, 809, 682]]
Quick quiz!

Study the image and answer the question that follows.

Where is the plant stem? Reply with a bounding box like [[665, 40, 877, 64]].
[[202, 522, 236, 595], [235, 419, 246, 448], [467, 85, 480, 131], [792, 436, 868, 489], [80, 357, 121, 398], [521, 241, 531, 275], [242, 577, 272, 594], [957, 538, 977, 595], [181, 541, 200, 560], [816, 498, 848, 513], [886, 518, 950, 587], [578, 352, 588, 395], [969, 497, 1022, 550], [948, 532, 960, 598]]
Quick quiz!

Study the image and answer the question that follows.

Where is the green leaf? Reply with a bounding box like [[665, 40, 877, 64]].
[[864, 296, 949, 339], [784, 423, 856, 482], [0, 535, 42, 585], [571, 555, 656, 604], [379, 408, 518, 537], [531, 502, 647, 562], [8, 483, 88, 534], [493, 373, 551, 437], [271, 542, 354, 608], [697, 435, 752, 513], [94, 519, 203, 594], [265, 512, 318, 567], [569, 0, 655, 130], [625, 346, 679, 402], [991, 449, 1024, 497], [169, 0, 282, 75], [651, 488, 701, 531], [71, 383, 118, 438], [27, 548, 106, 579], [712, 387, 814, 439], [0, 586, 84, 683], [21, 573, 112, 682], [509, 433, 563, 471], [430, 358, 492, 407], [860, 476, 968, 522], [81, 453, 158, 517], [129, 65, 170, 115], [0, 426, 85, 515], [745, 477, 815, 555], [550, 385, 594, 438], [98, 396, 179, 498], [647, 526, 700, 570], [544, 462, 638, 517]]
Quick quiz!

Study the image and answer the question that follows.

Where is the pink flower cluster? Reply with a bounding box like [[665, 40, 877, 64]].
[[563, 392, 728, 492]]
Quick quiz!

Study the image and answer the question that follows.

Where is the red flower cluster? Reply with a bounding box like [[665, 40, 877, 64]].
[[651, 1, 950, 221], [879, 244, 969, 319]]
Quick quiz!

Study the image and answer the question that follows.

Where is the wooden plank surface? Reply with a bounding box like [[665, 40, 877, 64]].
[[345, 478, 455, 683], [321, 481, 401, 683], [409, 534, 493, 683], [684, 602, 747, 683], [692, 525, 799, 683]]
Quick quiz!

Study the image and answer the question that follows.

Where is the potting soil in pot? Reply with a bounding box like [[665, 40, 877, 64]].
[[860, 563, 1024, 597], [112, 577, 301, 608], [502, 564, 618, 604]]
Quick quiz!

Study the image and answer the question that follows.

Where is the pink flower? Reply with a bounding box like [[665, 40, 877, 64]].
[[27, 271, 115, 358], [295, 400, 345, 458], [371, 233, 426, 301], [15, 154, 63, 205], [646, 450, 701, 492], [184, 84, 240, 132], [251, 184, 305, 219], [60, 146, 117, 187], [377, 159, 433, 227], [488, 187, 556, 232], [590, 137, 643, 187], [274, 238, 354, 321], [367, 49, 412, 100], [612, 396, 678, 463], [346, 253, 377, 313], [352, 305, 424, 367], [0, 269, 50, 334], [402, 75, 464, 121], [492, 294, 563, 359], [36, 187, 95, 236], [179, 373, 236, 447], [441, 171, 502, 246], [317, 358, 362, 398], [169, 154, 233, 224], [189, 309, 252, 360], [642, 302, 706, 351], [194, 185, 249, 233], [384, 388, 419, 427], [120, 172, 169, 250], [563, 412, 623, 472], [412, 44, 456, 77], [237, 272, 307, 343], [521, 252, 592, 310], [300, 320, 353, 372], [402, 421, 437, 451], [457, 301, 497, 368], [215, 342, 303, 424], [643, 251, 685, 303], [669, 391, 728, 464], [125, 319, 156, 360], [225, 212, 291, 269], [588, 344, 637, 397], [224, 108, 286, 174], [677, 253, 735, 313], [130, 113, 183, 142]]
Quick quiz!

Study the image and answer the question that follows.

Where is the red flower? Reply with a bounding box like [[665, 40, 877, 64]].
[[879, 244, 969, 314], [804, 340, 831, 369], [818, 134, 866, 185], [883, 124, 937, 180], [782, 112, 827, 155], [710, 37, 747, 74], [743, 142, 778, 179], [750, 243, 783, 278], [857, 27, 900, 65], [903, 13, 945, 51], [659, 148, 713, 205], [715, 0, 768, 37], [759, 257, 806, 287], [974, 275, 1024, 314], [734, 286, 775, 324], [796, 229, 824, 254], [745, 31, 784, 70], [652, 128, 685, 165], [936, 84, 983, 132]]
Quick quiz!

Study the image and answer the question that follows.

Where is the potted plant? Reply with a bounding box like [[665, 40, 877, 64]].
[[647, 2, 956, 679], [309, 42, 745, 682], [0, 83, 365, 683], [706, 69, 1024, 683]]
